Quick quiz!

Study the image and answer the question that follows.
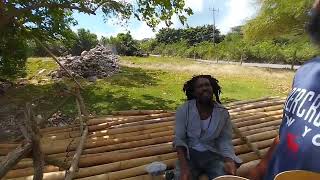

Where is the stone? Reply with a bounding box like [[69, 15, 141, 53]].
[[53, 44, 119, 79]]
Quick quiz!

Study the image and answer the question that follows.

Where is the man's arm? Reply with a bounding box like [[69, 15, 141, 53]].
[[216, 112, 239, 174], [173, 106, 191, 179], [248, 136, 280, 180]]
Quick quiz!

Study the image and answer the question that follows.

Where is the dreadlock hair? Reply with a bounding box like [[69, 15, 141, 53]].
[[183, 75, 222, 104]]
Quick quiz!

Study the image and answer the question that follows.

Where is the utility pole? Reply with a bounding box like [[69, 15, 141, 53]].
[[209, 7, 219, 46]]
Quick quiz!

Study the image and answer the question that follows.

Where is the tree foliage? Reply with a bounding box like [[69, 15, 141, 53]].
[[72, 29, 99, 55], [156, 25, 223, 45], [243, 0, 313, 40], [0, 0, 193, 78], [101, 33, 142, 56]]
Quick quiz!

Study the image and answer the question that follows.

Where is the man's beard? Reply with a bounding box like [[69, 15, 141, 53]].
[[198, 96, 213, 105]]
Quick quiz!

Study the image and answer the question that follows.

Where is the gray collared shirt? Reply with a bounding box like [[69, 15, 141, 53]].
[[173, 100, 242, 164]]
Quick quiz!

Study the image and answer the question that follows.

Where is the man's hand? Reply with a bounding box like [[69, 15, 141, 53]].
[[180, 164, 191, 180], [224, 159, 236, 175], [247, 163, 267, 180]]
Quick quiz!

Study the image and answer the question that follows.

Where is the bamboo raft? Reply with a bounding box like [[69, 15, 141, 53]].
[[0, 97, 286, 180]]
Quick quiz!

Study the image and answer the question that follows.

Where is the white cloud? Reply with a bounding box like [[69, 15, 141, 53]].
[[185, 0, 204, 12], [218, 0, 257, 34], [130, 22, 157, 40]]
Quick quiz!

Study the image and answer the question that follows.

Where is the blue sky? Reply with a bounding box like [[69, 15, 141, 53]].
[[72, 0, 259, 40]]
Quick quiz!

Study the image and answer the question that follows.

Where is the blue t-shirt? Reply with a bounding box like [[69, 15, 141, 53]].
[[264, 57, 320, 180]]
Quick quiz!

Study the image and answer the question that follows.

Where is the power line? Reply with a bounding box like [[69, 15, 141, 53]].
[[209, 7, 219, 46]]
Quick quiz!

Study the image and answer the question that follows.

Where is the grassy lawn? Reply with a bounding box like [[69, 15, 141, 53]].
[[2, 56, 295, 117]]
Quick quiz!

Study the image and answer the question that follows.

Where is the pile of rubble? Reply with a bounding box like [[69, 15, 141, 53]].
[[52, 45, 120, 80]]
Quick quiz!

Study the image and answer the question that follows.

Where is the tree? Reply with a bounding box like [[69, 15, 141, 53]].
[[156, 25, 223, 45], [139, 39, 158, 53], [0, 0, 193, 78], [243, 0, 313, 41], [71, 29, 98, 55], [108, 33, 141, 56]]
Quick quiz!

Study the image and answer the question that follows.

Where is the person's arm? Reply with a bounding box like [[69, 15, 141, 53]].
[[216, 112, 239, 175], [248, 136, 280, 180], [173, 106, 191, 180]]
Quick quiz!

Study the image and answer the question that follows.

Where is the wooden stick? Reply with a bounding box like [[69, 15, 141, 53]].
[[65, 127, 88, 180], [76, 98, 84, 135], [32, 36, 82, 89], [24, 103, 45, 180], [44, 156, 69, 170], [75, 87, 89, 118], [231, 122, 262, 158], [0, 142, 32, 178]]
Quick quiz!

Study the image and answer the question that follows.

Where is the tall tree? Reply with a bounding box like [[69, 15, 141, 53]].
[[0, 0, 193, 78], [108, 33, 141, 56], [156, 25, 223, 45], [243, 0, 313, 40], [72, 29, 98, 55]]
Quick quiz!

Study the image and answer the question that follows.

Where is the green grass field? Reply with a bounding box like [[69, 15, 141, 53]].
[[3, 56, 295, 116]]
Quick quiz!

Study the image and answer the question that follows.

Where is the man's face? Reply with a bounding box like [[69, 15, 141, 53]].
[[194, 78, 213, 104]]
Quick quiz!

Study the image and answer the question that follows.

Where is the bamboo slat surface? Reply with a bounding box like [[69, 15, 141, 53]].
[[1, 97, 285, 180]]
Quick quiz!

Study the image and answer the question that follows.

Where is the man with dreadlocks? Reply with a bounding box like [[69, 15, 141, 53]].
[[173, 75, 241, 180]]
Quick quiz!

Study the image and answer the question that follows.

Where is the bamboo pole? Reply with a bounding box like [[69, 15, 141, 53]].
[[39, 97, 279, 135], [78, 143, 173, 167], [5, 116, 280, 157], [239, 147, 269, 163], [41, 130, 173, 155], [0, 142, 32, 178], [83, 135, 173, 154], [88, 116, 174, 132], [226, 97, 276, 108], [40, 113, 174, 136], [232, 110, 283, 123], [42, 110, 281, 142], [46, 125, 277, 159], [5, 165, 59, 179], [39, 118, 279, 156], [229, 100, 285, 113], [235, 114, 282, 128], [65, 127, 88, 180], [111, 110, 168, 116], [6, 135, 278, 179], [16, 153, 177, 180], [40, 103, 283, 141], [233, 130, 278, 146], [76, 158, 176, 180], [239, 120, 282, 132], [234, 139, 273, 155]]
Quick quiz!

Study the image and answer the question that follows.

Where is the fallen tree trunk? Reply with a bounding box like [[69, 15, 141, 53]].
[[0, 142, 32, 178]]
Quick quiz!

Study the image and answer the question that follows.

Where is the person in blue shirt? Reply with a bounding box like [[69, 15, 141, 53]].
[[248, 1, 320, 179], [174, 75, 241, 180]]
